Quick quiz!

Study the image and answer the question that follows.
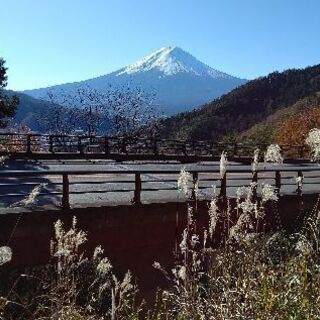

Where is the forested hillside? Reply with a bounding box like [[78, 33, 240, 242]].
[[157, 64, 320, 141], [5, 91, 52, 131], [239, 93, 320, 145]]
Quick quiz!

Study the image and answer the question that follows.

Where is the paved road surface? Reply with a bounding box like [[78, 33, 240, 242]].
[[0, 159, 319, 211]]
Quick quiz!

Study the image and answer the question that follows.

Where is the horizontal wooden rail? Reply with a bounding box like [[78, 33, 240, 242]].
[[0, 166, 318, 209], [0, 165, 320, 176], [0, 132, 311, 163]]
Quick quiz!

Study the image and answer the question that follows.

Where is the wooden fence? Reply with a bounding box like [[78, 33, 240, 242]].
[[0, 166, 318, 209], [0, 133, 311, 162]]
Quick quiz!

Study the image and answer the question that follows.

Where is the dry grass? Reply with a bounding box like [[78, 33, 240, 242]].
[[146, 167, 320, 319], [1, 201, 320, 319], [0, 217, 142, 320], [1, 146, 320, 319]]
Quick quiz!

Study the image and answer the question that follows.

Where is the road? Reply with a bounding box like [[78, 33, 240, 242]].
[[0, 159, 319, 210]]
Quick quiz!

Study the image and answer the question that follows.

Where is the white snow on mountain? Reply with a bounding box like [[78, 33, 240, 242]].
[[116, 46, 231, 79], [24, 47, 247, 115]]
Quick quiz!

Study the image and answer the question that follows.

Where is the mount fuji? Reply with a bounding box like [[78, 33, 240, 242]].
[[23, 47, 247, 115]]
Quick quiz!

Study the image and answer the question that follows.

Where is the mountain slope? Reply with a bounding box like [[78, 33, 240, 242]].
[[5, 91, 56, 131], [157, 64, 320, 140], [23, 47, 247, 115], [239, 93, 320, 145]]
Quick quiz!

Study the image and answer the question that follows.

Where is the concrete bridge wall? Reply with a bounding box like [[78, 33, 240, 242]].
[[0, 195, 317, 296]]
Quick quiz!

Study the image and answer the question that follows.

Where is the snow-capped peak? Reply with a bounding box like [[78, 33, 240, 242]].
[[23, 46, 247, 116], [116, 46, 231, 79]]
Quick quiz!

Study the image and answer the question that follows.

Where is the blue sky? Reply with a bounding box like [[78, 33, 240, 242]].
[[1, 0, 320, 90]]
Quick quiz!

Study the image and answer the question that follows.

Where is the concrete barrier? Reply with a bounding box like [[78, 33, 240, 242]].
[[0, 194, 318, 298]]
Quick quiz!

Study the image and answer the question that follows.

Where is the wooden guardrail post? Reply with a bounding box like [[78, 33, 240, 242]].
[[0, 132, 314, 162], [121, 137, 127, 154], [62, 173, 70, 209], [181, 142, 187, 156], [275, 171, 281, 194], [252, 170, 258, 200], [78, 137, 83, 154], [233, 143, 238, 157], [211, 143, 215, 157], [296, 170, 303, 196], [220, 172, 227, 199], [299, 146, 304, 159], [192, 172, 199, 201], [26, 135, 32, 154], [104, 137, 109, 155], [153, 139, 158, 156], [49, 135, 53, 153], [133, 173, 142, 205]]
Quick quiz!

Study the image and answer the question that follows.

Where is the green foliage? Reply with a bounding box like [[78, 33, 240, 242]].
[[240, 123, 278, 145], [0, 58, 18, 127], [158, 64, 320, 141]]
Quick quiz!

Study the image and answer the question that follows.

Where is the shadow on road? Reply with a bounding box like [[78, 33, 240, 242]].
[[0, 160, 61, 208]]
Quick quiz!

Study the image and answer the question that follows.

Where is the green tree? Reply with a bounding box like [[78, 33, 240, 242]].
[[0, 58, 18, 126]]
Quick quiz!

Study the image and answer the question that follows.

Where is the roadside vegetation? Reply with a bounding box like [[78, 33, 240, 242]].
[[1, 56, 320, 319], [0, 130, 320, 319]]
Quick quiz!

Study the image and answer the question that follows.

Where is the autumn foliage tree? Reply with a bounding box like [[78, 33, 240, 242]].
[[276, 105, 320, 145]]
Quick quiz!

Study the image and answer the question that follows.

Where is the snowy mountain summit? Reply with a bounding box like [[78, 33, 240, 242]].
[[116, 46, 231, 79], [24, 46, 247, 115]]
